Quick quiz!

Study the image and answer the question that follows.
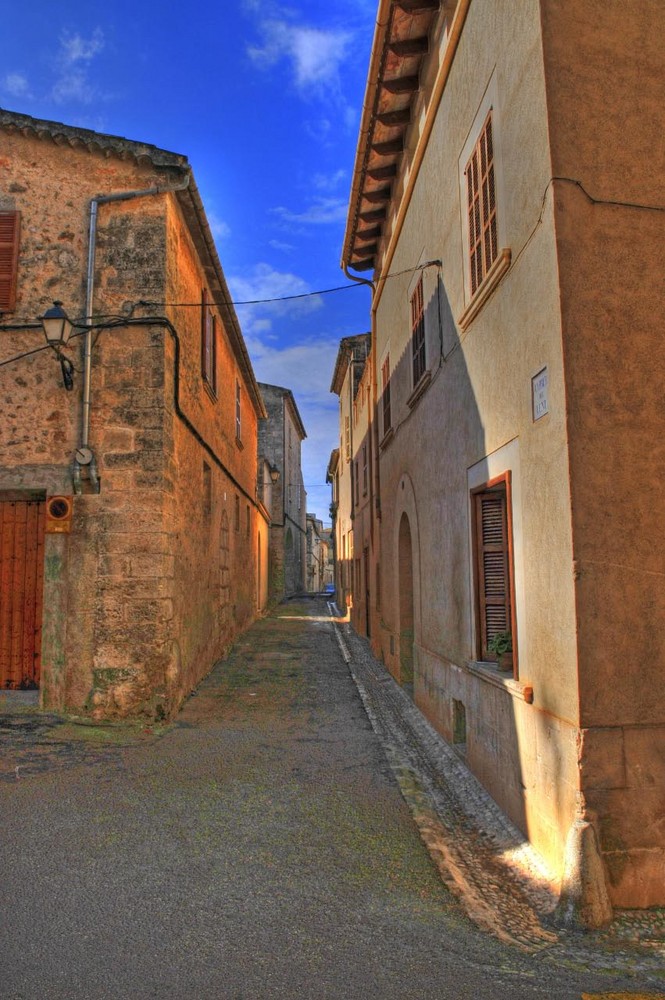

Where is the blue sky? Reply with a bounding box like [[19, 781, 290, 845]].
[[1, 0, 377, 521]]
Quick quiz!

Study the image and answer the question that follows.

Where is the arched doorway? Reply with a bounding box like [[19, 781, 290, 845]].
[[398, 512, 414, 696]]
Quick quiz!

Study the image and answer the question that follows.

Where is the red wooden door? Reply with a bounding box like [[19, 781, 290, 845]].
[[0, 499, 45, 689]]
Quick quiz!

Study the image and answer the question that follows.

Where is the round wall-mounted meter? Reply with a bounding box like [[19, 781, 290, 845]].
[[75, 447, 93, 466], [45, 496, 73, 533]]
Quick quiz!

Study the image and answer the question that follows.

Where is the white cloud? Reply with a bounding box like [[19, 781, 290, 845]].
[[52, 71, 95, 105], [269, 239, 295, 253], [59, 28, 105, 66], [290, 27, 351, 89], [229, 262, 323, 341], [312, 169, 347, 191], [206, 211, 231, 241], [51, 29, 106, 105], [2, 73, 31, 98], [272, 197, 348, 226], [248, 19, 351, 95]]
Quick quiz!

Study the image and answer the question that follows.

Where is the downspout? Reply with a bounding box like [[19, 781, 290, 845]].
[[75, 175, 191, 493]]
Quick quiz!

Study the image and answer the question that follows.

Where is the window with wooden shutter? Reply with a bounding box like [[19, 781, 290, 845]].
[[411, 276, 426, 386], [381, 356, 391, 435], [0, 211, 20, 313], [465, 113, 497, 295], [201, 288, 217, 395], [472, 475, 516, 665]]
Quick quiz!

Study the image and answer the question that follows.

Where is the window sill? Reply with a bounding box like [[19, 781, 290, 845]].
[[203, 380, 217, 402], [379, 427, 394, 451], [407, 369, 432, 410], [459, 247, 512, 331], [466, 659, 533, 704]]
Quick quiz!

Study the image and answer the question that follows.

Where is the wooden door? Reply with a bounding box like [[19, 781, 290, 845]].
[[0, 498, 45, 689]]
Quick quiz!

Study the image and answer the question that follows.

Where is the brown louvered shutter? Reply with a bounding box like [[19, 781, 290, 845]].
[[0, 212, 20, 313], [474, 486, 511, 659], [465, 114, 497, 295]]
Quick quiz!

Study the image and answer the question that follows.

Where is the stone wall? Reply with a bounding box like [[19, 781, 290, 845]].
[[0, 122, 262, 719]]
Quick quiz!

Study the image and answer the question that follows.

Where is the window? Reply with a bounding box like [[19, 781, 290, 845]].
[[234, 493, 240, 532], [0, 211, 20, 313], [381, 356, 392, 435], [411, 276, 426, 386], [235, 379, 241, 442], [246, 503, 250, 539], [201, 289, 217, 394], [472, 475, 515, 666], [354, 460, 359, 506], [344, 416, 351, 462], [465, 112, 497, 295], [362, 444, 368, 496]]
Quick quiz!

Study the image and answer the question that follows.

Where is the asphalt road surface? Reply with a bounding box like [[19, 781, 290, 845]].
[[1, 599, 660, 999]]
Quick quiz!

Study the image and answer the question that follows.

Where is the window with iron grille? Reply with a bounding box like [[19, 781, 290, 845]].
[[381, 356, 391, 435], [471, 475, 516, 668], [201, 289, 217, 394], [465, 113, 498, 295], [411, 276, 426, 386], [0, 211, 20, 313]]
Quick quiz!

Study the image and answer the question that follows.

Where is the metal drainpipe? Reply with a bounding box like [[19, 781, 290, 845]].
[[75, 176, 191, 493]]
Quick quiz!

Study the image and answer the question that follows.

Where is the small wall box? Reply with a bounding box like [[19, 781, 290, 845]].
[[45, 496, 73, 533]]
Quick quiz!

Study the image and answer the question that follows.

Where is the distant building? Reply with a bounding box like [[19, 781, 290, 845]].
[[329, 334, 371, 620], [257, 383, 307, 600], [340, 0, 664, 915], [0, 109, 267, 719], [305, 513, 331, 594]]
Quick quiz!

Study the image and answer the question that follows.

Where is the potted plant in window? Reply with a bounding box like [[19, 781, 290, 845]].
[[487, 631, 513, 672]]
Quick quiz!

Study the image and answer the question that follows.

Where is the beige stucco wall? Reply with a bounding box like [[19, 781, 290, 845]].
[[540, 0, 665, 905], [372, 0, 580, 875]]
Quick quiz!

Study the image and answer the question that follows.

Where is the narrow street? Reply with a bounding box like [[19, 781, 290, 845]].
[[1, 599, 662, 1000]]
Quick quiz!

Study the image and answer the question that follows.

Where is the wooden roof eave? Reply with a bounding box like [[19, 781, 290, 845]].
[[341, 0, 394, 275], [342, 1, 445, 275]]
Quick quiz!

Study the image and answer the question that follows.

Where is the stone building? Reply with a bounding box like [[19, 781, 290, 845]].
[[341, 0, 664, 914], [257, 383, 307, 600], [0, 109, 267, 719], [305, 513, 331, 594], [329, 334, 371, 618]]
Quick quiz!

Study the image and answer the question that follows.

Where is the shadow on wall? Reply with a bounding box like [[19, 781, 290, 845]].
[[371, 271, 549, 845]]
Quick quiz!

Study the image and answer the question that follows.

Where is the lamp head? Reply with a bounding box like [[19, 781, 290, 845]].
[[41, 301, 73, 347]]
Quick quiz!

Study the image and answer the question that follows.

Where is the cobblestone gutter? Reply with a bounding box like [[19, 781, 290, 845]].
[[328, 605, 665, 983]]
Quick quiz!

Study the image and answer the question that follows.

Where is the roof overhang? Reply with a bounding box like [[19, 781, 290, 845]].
[[341, 1, 447, 275]]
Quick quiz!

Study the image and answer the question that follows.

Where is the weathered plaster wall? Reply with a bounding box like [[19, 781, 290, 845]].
[[540, 0, 665, 905], [372, 0, 579, 874]]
